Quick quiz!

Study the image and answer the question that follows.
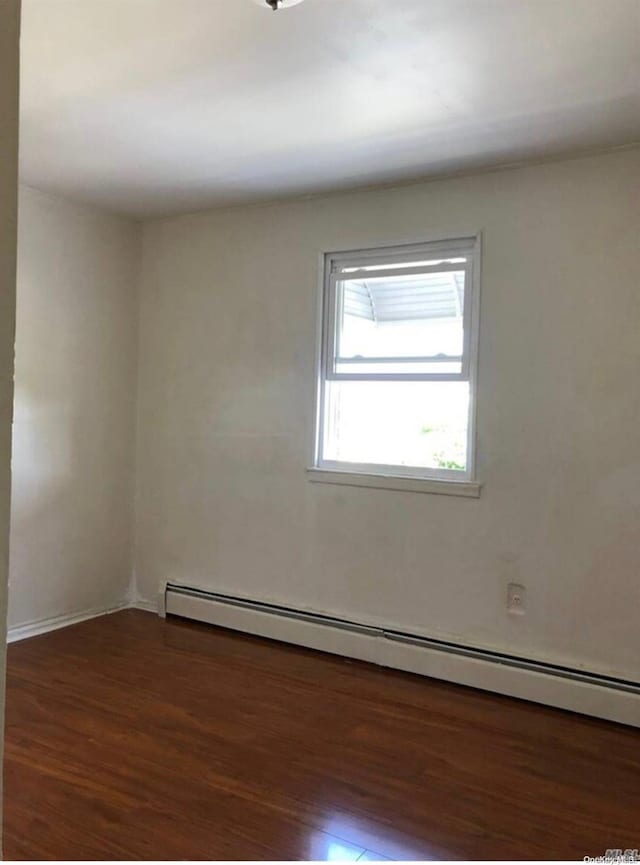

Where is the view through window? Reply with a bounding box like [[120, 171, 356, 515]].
[[316, 237, 479, 480]]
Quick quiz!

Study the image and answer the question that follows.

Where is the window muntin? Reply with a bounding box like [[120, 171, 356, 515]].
[[315, 237, 480, 482]]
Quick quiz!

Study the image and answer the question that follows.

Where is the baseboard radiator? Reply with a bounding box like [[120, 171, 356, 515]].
[[164, 583, 640, 728]]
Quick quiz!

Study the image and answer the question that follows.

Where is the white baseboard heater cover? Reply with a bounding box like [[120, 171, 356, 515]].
[[164, 583, 640, 728]]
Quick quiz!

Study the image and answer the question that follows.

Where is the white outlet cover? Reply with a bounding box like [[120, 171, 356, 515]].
[[507, 583, 526, 615]]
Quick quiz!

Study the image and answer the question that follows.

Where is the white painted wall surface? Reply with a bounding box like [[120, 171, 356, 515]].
[[8, 187, 140, 630], [134, 148, 640, 682], [0, 0, 21, 846]]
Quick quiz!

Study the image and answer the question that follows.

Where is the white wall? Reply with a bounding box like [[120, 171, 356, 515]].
[[135, 147, 640, 683], [0, 0, 20, 846], [8, 186, 140, 631]]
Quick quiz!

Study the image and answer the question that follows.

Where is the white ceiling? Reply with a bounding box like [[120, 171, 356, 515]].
[[20, 0, 640, 218]]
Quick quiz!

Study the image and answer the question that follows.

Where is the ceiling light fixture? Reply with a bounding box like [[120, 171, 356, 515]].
[[253, 0, 305, 10]]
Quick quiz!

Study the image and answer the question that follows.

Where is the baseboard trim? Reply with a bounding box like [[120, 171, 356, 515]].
[[7, 602, 130, 643], [165, 585, 640, 728], [8, 598, 160, 643], [130, 599, 158, 613]]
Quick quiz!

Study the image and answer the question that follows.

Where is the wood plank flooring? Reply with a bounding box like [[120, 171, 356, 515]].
[[4, 609, 640, 860]]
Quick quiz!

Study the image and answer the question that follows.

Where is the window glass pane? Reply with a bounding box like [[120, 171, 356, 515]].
[[336, 270, 465, 375], [322, 380, 469, 472]]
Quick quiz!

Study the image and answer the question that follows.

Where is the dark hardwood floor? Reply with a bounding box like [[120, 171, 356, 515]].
[[3, 609, 639, 860]]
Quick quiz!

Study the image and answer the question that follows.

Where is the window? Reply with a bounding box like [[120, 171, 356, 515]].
[[310, 236, 481, 494]]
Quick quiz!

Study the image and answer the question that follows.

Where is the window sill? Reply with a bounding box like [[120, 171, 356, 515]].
[[306, 468, 481, 498]]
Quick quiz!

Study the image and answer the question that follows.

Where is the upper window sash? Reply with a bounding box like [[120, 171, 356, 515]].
[[323, 239, 477, 383]]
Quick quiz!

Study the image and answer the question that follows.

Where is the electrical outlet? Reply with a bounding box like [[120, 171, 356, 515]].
[[507, 582, 526, 615]]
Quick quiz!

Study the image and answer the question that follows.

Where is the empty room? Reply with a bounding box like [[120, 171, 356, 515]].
[[0, 0, 639, 860]]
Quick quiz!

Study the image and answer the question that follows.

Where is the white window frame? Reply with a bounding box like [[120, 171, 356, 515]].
[[309, 233, 482, 496]]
